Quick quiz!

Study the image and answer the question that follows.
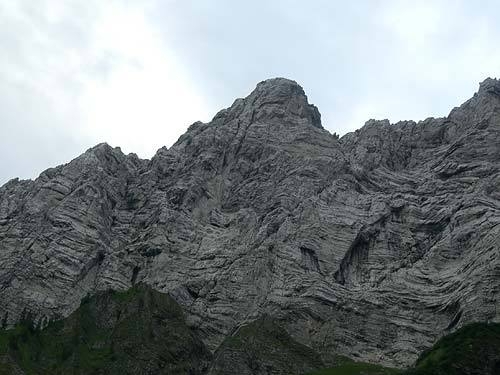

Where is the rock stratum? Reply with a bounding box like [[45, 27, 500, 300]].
[[0, 78, 499, 369]]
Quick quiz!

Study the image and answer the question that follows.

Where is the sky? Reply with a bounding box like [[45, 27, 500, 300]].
[[1, 0, 500, 185]]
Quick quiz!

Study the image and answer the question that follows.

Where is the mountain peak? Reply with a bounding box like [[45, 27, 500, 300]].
[[478, 77, 500, 90], [224, 77, 323, 129], [2, 77, 500, 373], [252, 77, 306, 98], [477, 77, 500, 98]]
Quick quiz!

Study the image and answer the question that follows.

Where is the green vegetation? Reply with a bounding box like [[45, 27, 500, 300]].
[[0, 291, 499, 375], [404, 322, 500, 375], [0, 285, 211, 375], [305, 355, 401, 375], [211, 315, 324, 374], [307, 323, 500, 375]]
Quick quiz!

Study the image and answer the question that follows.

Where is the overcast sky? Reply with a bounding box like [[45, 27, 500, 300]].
[[1, 0, 500, 185]]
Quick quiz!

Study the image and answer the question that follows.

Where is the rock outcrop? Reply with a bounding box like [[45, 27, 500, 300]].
[[0, 77, 499, 368]]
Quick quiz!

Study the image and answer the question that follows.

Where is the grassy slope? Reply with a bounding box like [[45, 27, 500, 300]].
[[308, 323, 500, 375], [404, 322, 500, 375], [0, 285, 211, 375], [209, 316, 324, 374], [0, 287, 498, 375]]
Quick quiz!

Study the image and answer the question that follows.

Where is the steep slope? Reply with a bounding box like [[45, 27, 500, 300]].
[[0, 285, 212, 374], [3, 299, 497, 375], [307, 321, 500, 375], [208, 316, 324, 374], [404, 322, 500, 375], [305, 324, 500, 374], [0, 77, 499, 368], [307, 356, 401, 375]]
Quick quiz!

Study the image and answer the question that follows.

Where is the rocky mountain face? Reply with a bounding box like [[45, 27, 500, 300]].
[[0, 77, 499, 369]]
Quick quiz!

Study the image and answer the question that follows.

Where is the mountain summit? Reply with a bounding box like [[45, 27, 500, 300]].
[[206, 77, 322, 137], [0, 78, 499, 372]]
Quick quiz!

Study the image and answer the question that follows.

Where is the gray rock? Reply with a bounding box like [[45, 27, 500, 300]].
[[0, 77, 499, 368]]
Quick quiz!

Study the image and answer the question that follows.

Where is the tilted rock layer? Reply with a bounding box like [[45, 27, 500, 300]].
[[1, 77, 499, 367]]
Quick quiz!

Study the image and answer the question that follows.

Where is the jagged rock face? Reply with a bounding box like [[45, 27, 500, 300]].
[[1, 77, 499, 367]]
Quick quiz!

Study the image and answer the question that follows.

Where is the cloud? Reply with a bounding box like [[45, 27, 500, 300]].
[[1, 0, 500, 185], [379, 1, 445, 48], [76, 1, 211, 157], [0, 0, 210, 184]]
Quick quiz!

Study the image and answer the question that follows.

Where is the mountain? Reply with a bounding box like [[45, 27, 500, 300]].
[[0, 77, 499, 370], [1, 286, 498, 374]]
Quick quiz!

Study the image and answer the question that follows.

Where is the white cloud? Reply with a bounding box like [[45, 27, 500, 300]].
[[378, 1, 445, 49], [77, 1, 211, 157], [1, 0, 500, 185], [0, 0, 211, 184], [326, 0, 500, 134]]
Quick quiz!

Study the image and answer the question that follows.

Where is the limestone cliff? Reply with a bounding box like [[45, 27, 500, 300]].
[[0, 77, 499, 367]]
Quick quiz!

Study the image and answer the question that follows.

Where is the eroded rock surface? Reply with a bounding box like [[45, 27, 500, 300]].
[[1, 77, 499, 367]]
